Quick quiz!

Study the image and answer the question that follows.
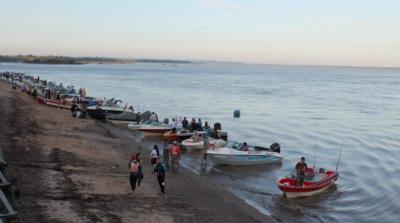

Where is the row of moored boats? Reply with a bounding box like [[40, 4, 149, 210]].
[[1, 72, 339, 198]]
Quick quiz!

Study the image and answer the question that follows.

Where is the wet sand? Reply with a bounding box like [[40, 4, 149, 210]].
[[0, 80, 274, 223]]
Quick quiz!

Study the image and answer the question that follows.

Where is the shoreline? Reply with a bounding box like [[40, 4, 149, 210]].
[[0, 79, 275, 222]]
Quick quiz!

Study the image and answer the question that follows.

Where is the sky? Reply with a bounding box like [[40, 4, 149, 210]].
[[0, 0, 399, 67]]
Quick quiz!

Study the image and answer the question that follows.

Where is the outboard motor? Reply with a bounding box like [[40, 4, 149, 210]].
[[163, 118, 169, 124], [270, 142, 281, 153], [214, 122, 222, 131]]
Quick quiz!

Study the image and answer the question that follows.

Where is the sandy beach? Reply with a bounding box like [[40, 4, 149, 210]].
[[0, 80, 274, 223]]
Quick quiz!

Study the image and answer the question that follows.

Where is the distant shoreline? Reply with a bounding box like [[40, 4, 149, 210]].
[[0, 55, 192, 65]]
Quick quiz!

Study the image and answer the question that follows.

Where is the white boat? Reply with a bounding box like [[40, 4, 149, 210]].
[[128, 119, 157, 130], [87, 99, 133, 120], [182, 136, 226, 150], [138, 122, 172, 137], [206, 142, 282, 166]]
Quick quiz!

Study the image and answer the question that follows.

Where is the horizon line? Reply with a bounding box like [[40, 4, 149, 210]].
[[1, 53, 399, 70]]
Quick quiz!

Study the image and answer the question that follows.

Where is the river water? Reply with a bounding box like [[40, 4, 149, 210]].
[[1, 62, 400, 222]]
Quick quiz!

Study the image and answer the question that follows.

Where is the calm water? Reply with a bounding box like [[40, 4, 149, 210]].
[[2, 62, 400, 222]]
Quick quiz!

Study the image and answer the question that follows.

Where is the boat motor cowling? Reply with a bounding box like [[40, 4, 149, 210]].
[[270, 142, 281, 153], [214, 122, 222, 131]]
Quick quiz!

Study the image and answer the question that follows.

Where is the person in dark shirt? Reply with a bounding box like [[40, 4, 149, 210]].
[[70, 102, 78, 118], [190, 118, 197, 132], [182, 117, 189, 130], [295, 157, 307, 187], [153, 158, 166, 194], [136, 112, 141, 124]]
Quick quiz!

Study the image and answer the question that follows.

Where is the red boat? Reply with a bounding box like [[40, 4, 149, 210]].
[[277, 168, 339, 198]]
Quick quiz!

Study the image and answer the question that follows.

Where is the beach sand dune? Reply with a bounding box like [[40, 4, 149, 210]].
[[0, 80, 273, 223]]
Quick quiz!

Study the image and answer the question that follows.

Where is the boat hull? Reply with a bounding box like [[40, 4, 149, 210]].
[[128, 123, 142, 130], [163, 131, 178, 142], [138, 128, 172, 137], [207, 154, 282, 166], [284, 184, 334, 198], [277, 171, 338, 198]]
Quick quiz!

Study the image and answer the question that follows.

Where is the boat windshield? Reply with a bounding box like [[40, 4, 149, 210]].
[[232, 142, 244, 150]]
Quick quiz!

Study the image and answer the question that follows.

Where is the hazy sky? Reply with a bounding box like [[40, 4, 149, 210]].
[[1, 0, 399, 67]]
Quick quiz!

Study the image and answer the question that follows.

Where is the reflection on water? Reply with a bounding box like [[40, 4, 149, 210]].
[[1, 62, 400, 222]]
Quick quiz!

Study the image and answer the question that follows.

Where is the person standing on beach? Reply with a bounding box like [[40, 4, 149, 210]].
[[162, 140, 170, 170], [136, 153, 144, 187], [81, 100, 87, 119], [170, 141, 181, 173], [71, 102, 78, 118], [128, 155, 140, 192], [153, 158, 166, 194], [150, 145, 160, 166]]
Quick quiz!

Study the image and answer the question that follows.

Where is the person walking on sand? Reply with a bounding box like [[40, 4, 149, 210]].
[[150, 145, 160, 166], [128, 154, 140, 192], [153, 158, 166, 194], [170, 141, 181, 173], [136, 153, 144, 187]]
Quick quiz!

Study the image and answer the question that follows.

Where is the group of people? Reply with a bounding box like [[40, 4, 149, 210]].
[[181, 117, 210, 133], [128, 141, 182, 195]]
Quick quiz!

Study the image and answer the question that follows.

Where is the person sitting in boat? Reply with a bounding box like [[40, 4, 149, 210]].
[[295, 157, 308, 187], [182, 117, 189, 129], [241, 142, 249, 151]]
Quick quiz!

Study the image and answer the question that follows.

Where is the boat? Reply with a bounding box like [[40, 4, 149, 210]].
[[107, 111, 150, 125], [128, 118, 157, 130], [87, 98, 132, 120], [162, 129, 207, 142], [182, 136, 226, 150], [206, 142, 282, 166], [277, 168, 339, 198], [138, 122, 172, 137]]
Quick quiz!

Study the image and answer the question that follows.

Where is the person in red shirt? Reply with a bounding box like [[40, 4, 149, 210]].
[[170, 141, 181, 174]]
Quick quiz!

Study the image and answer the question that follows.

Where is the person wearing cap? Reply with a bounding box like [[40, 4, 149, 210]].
[[295, 157, 308, 187], [170, 141, 181, 173]]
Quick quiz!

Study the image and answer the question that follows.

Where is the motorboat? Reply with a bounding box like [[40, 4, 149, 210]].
[[206, 142, 282, 166], [87, 98, 133, 120], [138, 122, 172, 137], [277, 168, 339, 198], [107, 111, 150, 125], [128, 118, 156, 130], [163, 129, 207, 142], [182, 136, 226, 150], [106, 111, 138, 124]]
